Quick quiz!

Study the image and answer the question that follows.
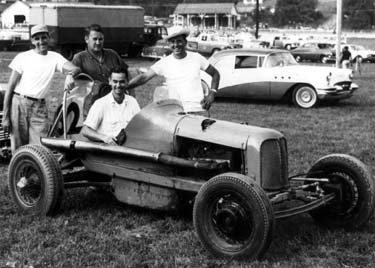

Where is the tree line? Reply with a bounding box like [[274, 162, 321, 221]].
[[78, 0, 375, 30]]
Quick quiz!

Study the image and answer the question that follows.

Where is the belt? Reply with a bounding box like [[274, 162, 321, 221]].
[[14, 92, 45, 102]]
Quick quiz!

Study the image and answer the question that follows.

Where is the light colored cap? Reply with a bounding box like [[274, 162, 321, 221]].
[[165, 28, 190, 41], [31, 24, 49, 37]]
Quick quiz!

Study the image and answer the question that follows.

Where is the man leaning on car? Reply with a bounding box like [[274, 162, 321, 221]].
[[126, 28, 220, 114]]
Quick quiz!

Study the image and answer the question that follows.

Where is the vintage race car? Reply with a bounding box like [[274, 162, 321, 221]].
[[201, 48, 359, 108], [7, 75, 375, 260]]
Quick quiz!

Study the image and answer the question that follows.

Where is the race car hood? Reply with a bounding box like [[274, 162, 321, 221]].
[[175, 115, 284, 150]]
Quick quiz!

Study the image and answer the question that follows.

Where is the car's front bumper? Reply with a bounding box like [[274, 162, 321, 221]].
[[317, 82, 359, 100]]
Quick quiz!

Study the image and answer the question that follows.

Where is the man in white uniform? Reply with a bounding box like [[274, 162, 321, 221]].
[[81, 67, 140, 145], [2, 24, 80, 152], [126, 28, 220, 113]]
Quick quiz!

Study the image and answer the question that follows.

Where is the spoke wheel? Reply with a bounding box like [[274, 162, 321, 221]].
[[307, 154, 375, 229], [292, 85, 317, 108], [193, 173, 274, 260], [8, 145, 64, 216]]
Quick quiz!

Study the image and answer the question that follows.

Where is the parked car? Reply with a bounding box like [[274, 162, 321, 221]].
[[200, 49, 358, 108], [7, 74, 375, 260], [187, 32, 240, 56], [141, 39, 172, 59], [0, 84, 11, 159], [291, 41, 334, 63], [330, 44, 375, 63]]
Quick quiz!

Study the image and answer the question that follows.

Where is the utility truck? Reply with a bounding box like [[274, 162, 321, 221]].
[[29, 3, 145, 59]]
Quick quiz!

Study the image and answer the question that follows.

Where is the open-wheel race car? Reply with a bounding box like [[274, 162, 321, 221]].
[[7, 74, 375, 260]]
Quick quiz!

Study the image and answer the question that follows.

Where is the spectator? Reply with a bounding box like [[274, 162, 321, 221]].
[[81, 67, 140, 145], [126, 28, 220, 114], [2, 24, 80, 153], [340, 46, 352, 69], [71, 24, 135, 97]]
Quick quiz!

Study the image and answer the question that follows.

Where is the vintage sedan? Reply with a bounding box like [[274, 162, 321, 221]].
[[201, 49, 359, 108], [291, 41, 334, 63], [141, 39, 172, 59]]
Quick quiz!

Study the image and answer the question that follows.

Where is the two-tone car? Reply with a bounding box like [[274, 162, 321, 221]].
[[200, 49, 358, 108]]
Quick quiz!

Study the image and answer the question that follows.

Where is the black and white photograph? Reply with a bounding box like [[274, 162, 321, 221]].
[[0, 0, 374, 267]]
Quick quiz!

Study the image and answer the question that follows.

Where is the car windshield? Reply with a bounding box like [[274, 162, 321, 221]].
[[264, 52, 298, 67]]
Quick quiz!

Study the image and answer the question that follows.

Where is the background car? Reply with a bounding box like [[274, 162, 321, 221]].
[[291, 41, 334, 63], [200, 48, 358, 108], [141, 39, 172, 59]]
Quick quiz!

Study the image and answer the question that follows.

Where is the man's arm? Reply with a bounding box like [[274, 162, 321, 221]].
[[201, 64, 220, 110], [2, 70, 21, 133], [126, 69, 157, 90], [62, 61, 81, 91], [81, 125, 117, 145]]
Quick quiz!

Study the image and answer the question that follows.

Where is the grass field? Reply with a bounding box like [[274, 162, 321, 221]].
[[1, 47, 375, 268]]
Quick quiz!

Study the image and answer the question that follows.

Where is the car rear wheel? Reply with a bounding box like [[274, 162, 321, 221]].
[[292, 85, 317, 108], [307, 154, 375, 229], [8, 144, 64, 216], [193, 173, 274, 260]]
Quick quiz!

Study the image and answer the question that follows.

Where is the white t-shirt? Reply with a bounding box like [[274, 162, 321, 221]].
[[84, 92, 140, 137], [9, 50, 68, 98], [150, 51, 210, 112]]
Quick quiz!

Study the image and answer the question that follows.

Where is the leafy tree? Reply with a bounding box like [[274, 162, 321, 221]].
[[343, 0, 375, 29], [272, 0, 323, 27]]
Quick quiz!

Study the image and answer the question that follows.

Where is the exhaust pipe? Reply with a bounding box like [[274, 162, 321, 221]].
[[41, 138, 227, 170]]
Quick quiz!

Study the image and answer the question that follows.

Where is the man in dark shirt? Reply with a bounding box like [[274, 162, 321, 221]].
[[71, 24, 135, 96], [340, 46, 352, 69]]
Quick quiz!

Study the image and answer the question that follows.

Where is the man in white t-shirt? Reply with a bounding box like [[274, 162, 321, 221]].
[[2, 24, 80, 152], [81, 67, 140, 145], [126, 28, 220, 113]]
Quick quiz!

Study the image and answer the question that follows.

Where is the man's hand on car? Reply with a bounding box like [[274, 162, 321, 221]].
[[201, 91, 215, 110], [64, 74, 75, 92], [103, 135, 117, 145]]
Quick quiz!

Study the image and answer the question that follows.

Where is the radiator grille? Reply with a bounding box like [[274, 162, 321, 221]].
[[260, 138, 288, 190]]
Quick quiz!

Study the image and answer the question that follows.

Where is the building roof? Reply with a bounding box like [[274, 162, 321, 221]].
[[174, 3, 238, 16]]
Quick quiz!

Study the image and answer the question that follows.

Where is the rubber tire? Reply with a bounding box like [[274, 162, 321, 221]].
[[295, 55, 301, 62], [292, 85, 317, 109], [307, 154, 375, 229], [8, 144, 64, 216], [193, 173, 274, 260]]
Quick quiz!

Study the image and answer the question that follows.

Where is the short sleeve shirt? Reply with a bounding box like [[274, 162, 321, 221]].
[[9, 50, 67, 98], [84, 92, 140, 137], [72, 48, 128, 83], [150, 51, 210, 112]]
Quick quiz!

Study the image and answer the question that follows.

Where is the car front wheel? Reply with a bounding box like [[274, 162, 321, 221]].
[[307, 154, 375, 229], [8, 144, 64, 216], [193, 173, 274, 260], [292, 85, 317, 108]]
